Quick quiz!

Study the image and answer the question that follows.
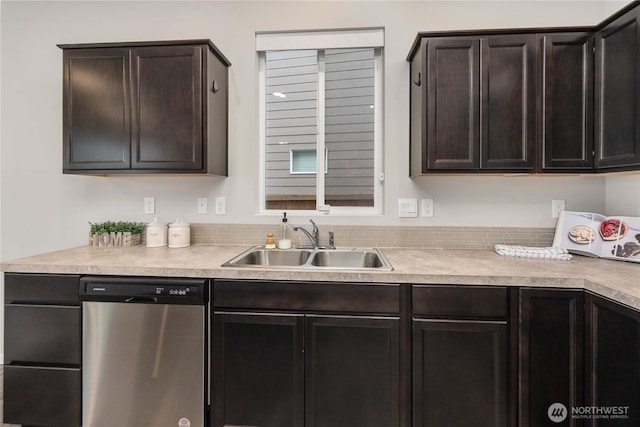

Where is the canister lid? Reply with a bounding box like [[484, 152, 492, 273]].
[[147, 216, 167, 227], [169, 217, 190, 227]]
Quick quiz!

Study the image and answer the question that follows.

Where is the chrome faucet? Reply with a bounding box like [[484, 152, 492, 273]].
[[294, 219, 319, 248]]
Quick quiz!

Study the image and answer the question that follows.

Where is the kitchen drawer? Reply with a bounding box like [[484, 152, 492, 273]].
[[5, 273, 80, 304], [5, 304, 81, 364], [413, 285, 508, 318], [4, 365, 81, 427], [214, 280, 400, 314]]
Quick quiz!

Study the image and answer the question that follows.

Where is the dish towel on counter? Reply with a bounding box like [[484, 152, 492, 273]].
[[494, 244, 573, 261]]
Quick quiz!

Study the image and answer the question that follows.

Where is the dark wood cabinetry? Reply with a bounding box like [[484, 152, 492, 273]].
[[3, 273, 82, 427], [595, 5, 640, 170], [409, 34, 534, 174], [519, 288, 584, 426], [409, 1, 640, 175], [539, 33, 594, 171], [412, 286, 513, 427], [212, 279, 401, 427], [60, 40, 230, 175], [585, 293, 640, 426]]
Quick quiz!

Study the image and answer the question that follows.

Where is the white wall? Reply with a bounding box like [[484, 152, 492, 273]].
[[0, 0, 633, 262]]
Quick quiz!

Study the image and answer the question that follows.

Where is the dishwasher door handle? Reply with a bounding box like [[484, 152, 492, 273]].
[[124, 296, 158, 304]]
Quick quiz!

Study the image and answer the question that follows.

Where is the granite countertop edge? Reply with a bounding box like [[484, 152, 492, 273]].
[[1, 244, 638, 310]]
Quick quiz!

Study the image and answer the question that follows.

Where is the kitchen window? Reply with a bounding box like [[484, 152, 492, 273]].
[[257, 28, 384, 214]]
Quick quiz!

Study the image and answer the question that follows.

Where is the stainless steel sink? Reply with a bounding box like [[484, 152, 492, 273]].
[[310, 249, 386, 268], [225, 248, 312, 266], [223, 247, 393, 270]]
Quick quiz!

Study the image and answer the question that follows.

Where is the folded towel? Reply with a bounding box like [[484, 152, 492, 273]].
[[494, 244, 572, 261]]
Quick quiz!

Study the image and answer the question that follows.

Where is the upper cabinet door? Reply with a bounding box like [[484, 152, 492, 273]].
[[63, 48, 131, 171], [131, 46, 203, 170], [481, 35, 536, 170], [595, 5, 640, 169], [540, 33, 594, 171], [425, 38, 480, 170]]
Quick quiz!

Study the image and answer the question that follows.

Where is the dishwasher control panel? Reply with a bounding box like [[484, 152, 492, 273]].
[[79, 277, 208, 304]]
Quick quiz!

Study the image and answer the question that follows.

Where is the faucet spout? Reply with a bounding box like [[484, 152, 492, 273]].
[[294, 219, 320, 248]]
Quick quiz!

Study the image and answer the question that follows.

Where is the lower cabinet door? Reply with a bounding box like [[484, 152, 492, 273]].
[[586, 294, 640, 427], [305, 315, 400, 427], [212, 312, 304, 427], [413, 319, 508, 427], [4, 365, 81, 427]]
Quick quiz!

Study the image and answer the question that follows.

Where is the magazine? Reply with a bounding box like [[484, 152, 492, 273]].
[[552, 211, 640, 263]]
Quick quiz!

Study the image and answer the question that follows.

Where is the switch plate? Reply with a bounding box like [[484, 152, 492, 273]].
[[197, 197, 208, 214], [421, 199, 434, 217], [552, 199, 565, 219], [215, 197, 226, 215], [398, 198, 418, 218], [144, 197, 155, 215]]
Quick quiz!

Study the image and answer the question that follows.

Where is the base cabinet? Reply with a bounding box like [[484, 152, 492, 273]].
[[411, 285, 512, 427], [519, 289, 585, 426], [586, 293, 640, 426], [212, 279, 401, 427], [3, 273, 81, 427]]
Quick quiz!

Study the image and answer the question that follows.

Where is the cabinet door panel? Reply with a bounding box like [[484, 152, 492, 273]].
[[131, 45, 203, 170], [426, 38, 480, 170], [306, 315, 400, 427], [5, 305, 81, 365], [481, 35, 536, 170], [4, 365, 81, 427], [63, 48, 131, 170], [586, 294, 640, 426], [212, 312, 304, 427], [519, 289, 584, 426], [413, 319, 507, 427], [541, 33, 594, 170], [595, 7, 640, 169]]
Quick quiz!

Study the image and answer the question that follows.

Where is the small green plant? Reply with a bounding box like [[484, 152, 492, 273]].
[[89, 221, 145, 235]]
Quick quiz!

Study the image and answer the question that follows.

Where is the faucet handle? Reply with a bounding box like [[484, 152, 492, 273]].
[[328, 230, 335, 249]]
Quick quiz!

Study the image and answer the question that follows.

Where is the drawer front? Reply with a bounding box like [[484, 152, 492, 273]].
[[413, 285, 507, 318], [5, 305, 81, 364], [5, 273, 80, 303], [4, 365, 81, 427], [214, 280, 400, 314]]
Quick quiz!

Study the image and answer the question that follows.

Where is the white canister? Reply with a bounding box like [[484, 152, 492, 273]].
[[168, 218, 191, 248], [146, 217, 168, 247]]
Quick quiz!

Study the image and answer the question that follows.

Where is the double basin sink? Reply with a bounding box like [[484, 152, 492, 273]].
[[223, 246, 393, 271]]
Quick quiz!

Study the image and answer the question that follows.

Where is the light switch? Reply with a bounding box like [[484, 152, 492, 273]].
[[398, 198, 418, 218], [215, 197, 226, 215]]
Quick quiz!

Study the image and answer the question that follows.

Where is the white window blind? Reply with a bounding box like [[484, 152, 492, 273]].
[[256, 28, 384, 51]]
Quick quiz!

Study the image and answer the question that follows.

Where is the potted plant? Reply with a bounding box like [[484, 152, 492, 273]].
[[89, 221, 145, 247]]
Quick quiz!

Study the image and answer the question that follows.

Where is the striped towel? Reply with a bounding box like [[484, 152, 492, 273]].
[[494, 244, 572, 261]]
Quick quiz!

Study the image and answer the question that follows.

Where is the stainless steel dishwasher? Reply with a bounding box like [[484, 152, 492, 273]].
[[79, 276, 209, 427]]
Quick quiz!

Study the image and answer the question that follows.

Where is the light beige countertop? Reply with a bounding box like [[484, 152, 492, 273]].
[[2, 244, 639, 310]]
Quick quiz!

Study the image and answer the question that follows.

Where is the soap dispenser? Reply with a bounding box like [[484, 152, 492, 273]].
[[278, 212, 291, 249]]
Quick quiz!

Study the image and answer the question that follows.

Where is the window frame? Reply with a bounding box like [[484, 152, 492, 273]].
[[257, 29, 384, 216]]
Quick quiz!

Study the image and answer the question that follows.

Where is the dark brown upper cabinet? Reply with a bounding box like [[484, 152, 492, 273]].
[[595, 4, 640, 170], [410, 34, 535, 174], [59, 40, 230, 175], [409, 1, 640, 175], [539, 33, 594, 171]]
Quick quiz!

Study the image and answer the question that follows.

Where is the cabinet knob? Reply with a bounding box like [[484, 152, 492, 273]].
[[413, 72, 421, 87], [211, 80, 220, 93]]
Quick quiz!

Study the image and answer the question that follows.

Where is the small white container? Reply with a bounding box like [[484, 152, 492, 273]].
[[146, 217, 168, 248], [168, 218, 191, 248]]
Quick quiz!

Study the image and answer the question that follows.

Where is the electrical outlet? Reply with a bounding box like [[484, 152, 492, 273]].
[[421, 199, 434, 217], [215, 197, 226, 215], [144, 197, 155, 215], [552, 199, 565, 219], [197, 197, 208, 214]]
